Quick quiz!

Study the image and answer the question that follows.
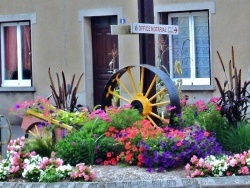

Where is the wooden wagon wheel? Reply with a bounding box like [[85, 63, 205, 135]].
[[101, 64, 181, 127]]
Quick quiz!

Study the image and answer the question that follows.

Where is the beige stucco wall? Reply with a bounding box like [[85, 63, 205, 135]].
[[0, 0, 139, 124], [0, 0, 250, 124]]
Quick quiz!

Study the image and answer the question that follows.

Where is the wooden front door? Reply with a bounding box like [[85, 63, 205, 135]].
[[91, 16, 118, 106]]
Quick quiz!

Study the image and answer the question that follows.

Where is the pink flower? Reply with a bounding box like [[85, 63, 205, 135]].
[[198, 158, 205, 167], [166, 105, 176, 111], [194, 169, 201, 176], [185, 163, 191, 171], [84, 174, 90, 181], [209, 97, 220, 104], [240, 166, 249, 175], [190, 155, 199, 164], [55, 158, 64, 166], [229, 158, 237, 167], [194, 100, 207, 111]]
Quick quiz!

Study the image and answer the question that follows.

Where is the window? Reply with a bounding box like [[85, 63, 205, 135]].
[[168, 11, 210, 85], [1, 21, 32, 87]]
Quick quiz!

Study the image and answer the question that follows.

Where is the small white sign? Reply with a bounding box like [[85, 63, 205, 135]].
[[131, 23, 179, 35]]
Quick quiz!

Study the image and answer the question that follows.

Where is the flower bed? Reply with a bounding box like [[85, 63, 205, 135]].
[[5, 96, 250, 182]]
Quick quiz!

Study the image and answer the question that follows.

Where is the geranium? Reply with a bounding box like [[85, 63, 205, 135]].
[[104, 119, 163, 166]]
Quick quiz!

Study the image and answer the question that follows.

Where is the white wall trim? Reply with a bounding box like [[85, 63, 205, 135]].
[[78, 7, 123, 108], [155, 1, 215, 14], [0, 13, 37, 24]]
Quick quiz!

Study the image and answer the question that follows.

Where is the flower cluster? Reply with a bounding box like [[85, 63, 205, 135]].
[[9, 97, 53, 118], [103, 120, 163, 166], [139, 126, 224, 172], [173, 98, 225, 131], [70, 163, 96, 181], [186, 150, 250, 178], [0, 137, 96, 182]]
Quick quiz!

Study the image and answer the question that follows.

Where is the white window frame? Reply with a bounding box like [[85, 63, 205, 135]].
[[168, 11, 210, 85], [154, 1, 215, 89], [0, 13, 36, 88], [1, 22, 31, 87]]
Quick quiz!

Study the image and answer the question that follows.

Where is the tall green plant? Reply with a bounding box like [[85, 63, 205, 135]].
[[215, 46, 250, 126]]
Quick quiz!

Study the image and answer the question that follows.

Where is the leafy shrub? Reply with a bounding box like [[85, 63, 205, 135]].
[[172, 98, 227, 140], [107, 106, 143, 130], [220, 121, 250, 153], [55, 118, 110, 165]]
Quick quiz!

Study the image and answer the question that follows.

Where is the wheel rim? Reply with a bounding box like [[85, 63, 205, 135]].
[[101, 64, 181, 127]]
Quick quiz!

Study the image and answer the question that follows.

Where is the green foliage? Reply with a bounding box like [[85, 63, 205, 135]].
[[108, 108, 143, 130], [22, 129, 55, 158], [174, 100, 227, 136], [215, 47, 250, 126], [220, 121, 250, 153], [55, 118, 112, 166], [54, 111, 88, 130], [39, 166, 62, 182]]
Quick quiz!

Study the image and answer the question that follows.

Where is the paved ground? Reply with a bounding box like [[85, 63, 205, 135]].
[[4, 125, 250, 187]]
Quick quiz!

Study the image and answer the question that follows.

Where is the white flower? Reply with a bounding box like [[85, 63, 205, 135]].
[[56, 164, 73, 177]]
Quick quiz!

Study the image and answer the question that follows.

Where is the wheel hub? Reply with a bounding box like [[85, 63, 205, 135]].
[[131, 93, 152, 116]]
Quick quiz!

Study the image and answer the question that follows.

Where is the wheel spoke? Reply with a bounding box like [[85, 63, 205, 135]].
[[151, 101, 171, 107], [115, 74, 133, 99], [140, 67, 145, 93], [127, 67, 138, 94], [146, 115, 159, 128], [149, 111, 165, 122], [108, 86, 130, 103], [149, 88, 167, 102], [145, 75, 157, 98]]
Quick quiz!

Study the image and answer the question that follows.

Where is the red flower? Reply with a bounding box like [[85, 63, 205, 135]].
[[125, 142, 131, 150], [106, 152, 112, 158], [108, 126, 115, 132]]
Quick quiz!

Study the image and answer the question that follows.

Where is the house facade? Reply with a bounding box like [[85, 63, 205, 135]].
[[0, 0, 249, 124]]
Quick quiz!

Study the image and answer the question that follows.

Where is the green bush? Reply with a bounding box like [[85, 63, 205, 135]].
[[220, 121, 250, 153], [55, 118, 112, 165]]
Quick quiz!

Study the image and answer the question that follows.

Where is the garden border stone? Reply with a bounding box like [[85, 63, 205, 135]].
[[2, 176, 250, 188]]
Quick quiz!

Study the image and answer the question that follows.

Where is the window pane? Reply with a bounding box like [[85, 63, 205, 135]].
[[171, 17, 190, 78], [21, 25, 31, 80], [4, 26, 17, 80], [194, 15, 210, 78]]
